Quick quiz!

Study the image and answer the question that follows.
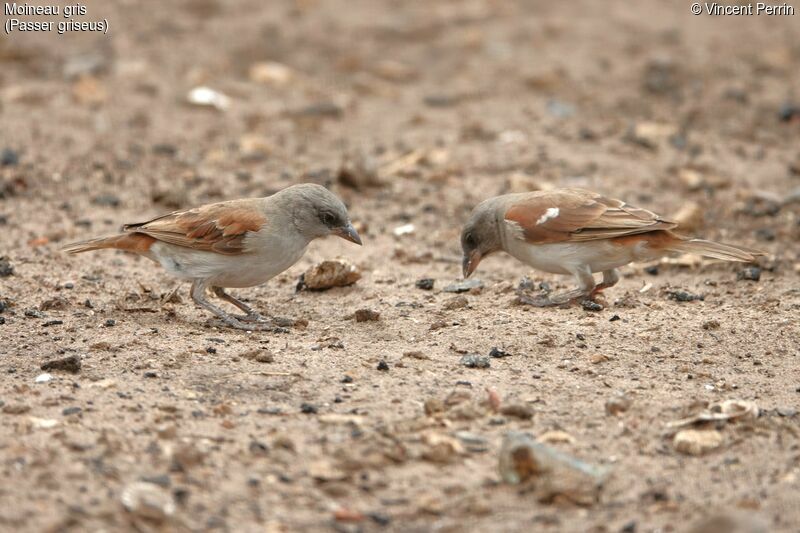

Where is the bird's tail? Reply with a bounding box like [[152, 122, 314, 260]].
[[667, 238, 763, 262], [61, 233, 155, 255]]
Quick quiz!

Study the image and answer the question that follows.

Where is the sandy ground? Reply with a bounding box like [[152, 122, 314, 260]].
[[1, 0, 799, 531]]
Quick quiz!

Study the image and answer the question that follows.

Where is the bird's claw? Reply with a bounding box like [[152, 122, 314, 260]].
[[516, 288, 605, 309]]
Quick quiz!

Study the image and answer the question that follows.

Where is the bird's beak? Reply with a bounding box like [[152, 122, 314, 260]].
[[462, 250, 482, 278], [333, 223, 362, 245]]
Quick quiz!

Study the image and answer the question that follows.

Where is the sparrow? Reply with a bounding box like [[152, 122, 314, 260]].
[[63, 183, 362, 330], [460, 188, 763, 306]]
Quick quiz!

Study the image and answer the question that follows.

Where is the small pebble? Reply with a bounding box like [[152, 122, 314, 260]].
[[778, 102, 800, 122], [140, 474, 171, 488], [609, 315, 621, 322], [755, 228, 775, 241], [0, 148, 19, 166], [605, 393, 632, 415], [0, 257, 13, 277], [644, 265, 659, 276], [354, 309, 380, 322], [489, 347, 511, 358], [105, 319, 116, 327], [376, 360, 390, 371], [41, 355, 81, 374], [499, 403, 533, 420], [666, 290, 704, 302], [460, 354, 490, 369], [444, 279, 484, 293], [300, 403, 318, 414], [415, 278, 434, 290], [92, 194, 120, 207], [62, 406, 82, 416], [368, 512, 392, 526], [582, 300, 603, 312], [737, 267, 761, 282], [144, 371, 158, 378]]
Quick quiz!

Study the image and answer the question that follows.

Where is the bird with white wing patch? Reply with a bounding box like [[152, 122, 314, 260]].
[[461, 188, 763, 307]]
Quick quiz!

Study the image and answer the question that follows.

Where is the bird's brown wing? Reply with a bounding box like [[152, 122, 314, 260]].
[[504, 189, 677, 245], [123, 198, 266, 255]]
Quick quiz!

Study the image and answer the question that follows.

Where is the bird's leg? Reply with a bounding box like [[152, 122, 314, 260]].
[[591, 269, 620, 298], [517, 266, 597, 307], [191, 281, 279, 331], [212, 287, 295, 328], [212, 287, 267, 323]]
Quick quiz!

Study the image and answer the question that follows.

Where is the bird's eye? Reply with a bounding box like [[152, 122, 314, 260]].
[[321, 212, 336, 226], [465, 232, 475, 247]]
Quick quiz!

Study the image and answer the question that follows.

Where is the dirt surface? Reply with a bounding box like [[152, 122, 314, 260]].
[[1, 1, 799, 531]]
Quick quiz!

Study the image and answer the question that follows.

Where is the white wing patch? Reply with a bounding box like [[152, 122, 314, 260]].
[[536, 207, 559, 225]]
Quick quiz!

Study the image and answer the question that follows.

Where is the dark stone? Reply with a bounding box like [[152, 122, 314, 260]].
[[460, 354, 490, 369], [143, 371, 158, 378], [737, 267, 761, 282], [666, 290, 704, 302], [62, 406, 82, 416], [368, 512, 392, 526], [173, 487, 190, 506], [140, 474, 171, 488], [376, 360, 390, 371], [152, 143, 177, 156], [91, 194, 120, 207], [755, 228, 776, 242], [582, 300, 603, 312], [644, 265, 659, 276], [43, 320, 63, 327], [423, 93, 461, 107], [355, 309, 380, 322], [0, 148, 19, 166], [610, 315, 621, 322], [415, 278, 435, 290], [341, 375, 354, 383], [104, 319, 116, 327], [249, 440, 269, 456], [300, 403, 317, 414], [443, 279, 484, 293], [41, 355, 81, 374], [517, 277, 536, 291], [489, 347, 511, 358], [0, 257, 13, 277], [778, 102, 800, 122], [643, 59, 679, 95], [291, 102, 343, 119]]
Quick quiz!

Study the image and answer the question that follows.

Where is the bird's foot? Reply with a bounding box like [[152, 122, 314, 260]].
[[234, 311, 270, 323], [517, 288, 606, 309], [229, 312, 295, 329], [211, 314, 290, 333]]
